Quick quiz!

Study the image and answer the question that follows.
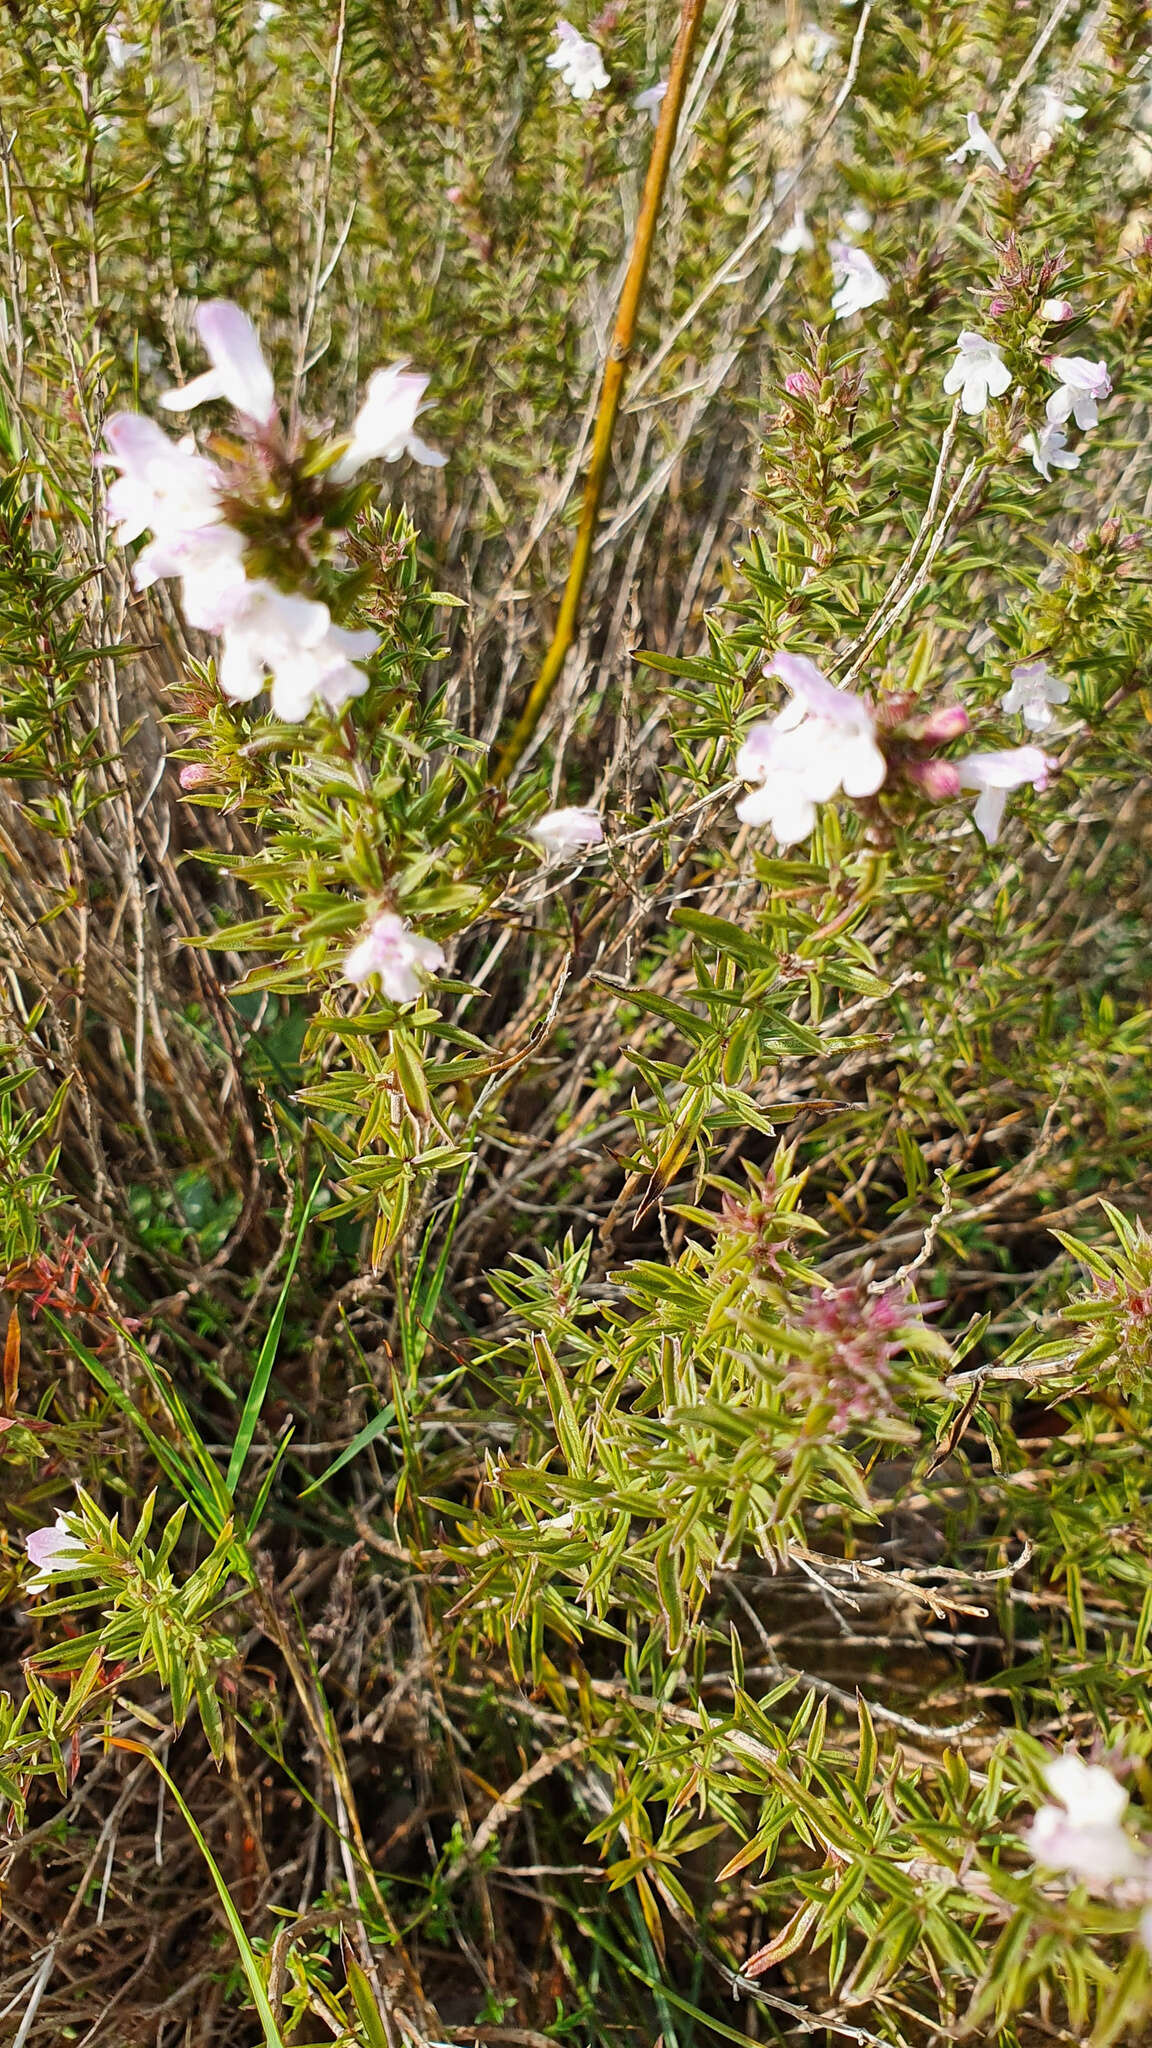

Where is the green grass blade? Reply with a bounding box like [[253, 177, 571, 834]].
[[297, 1401, 396, 1499], [115, 1741, 287, 2048], [44, 1311, 242, 1564], [227, 1169, 325, 1495]]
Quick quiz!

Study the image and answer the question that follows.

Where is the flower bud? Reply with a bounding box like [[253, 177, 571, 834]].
[[906, 758, 962, 800], [919, 702, 970, 744]]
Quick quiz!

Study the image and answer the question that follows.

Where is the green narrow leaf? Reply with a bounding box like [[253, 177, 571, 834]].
[[115, 1743, 287, 2048], [343, 1946, 392, 2048], [297, 1403, 397, 1499], [227, 1170, 325, 1495]]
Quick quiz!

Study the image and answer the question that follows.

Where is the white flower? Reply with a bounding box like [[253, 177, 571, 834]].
[[1040, 297, 1073, 324], [215, 582, 379, 720], [1023, 420, 1080, 480], [343, 911, 446, 1001], [829, 242, 888, 319], [942, 332, 1013, 415], [546, 19, 609, 101], [25, 1514, 88, 1591], [530, 806, 604, 856], [1003, 660, 1070, 731], [1046, 356, 1112, 432], [774, 210, 815, 255], [159, 301, 278, 427], [1029, 86, 1086, 153], [1025, 1754, 1146, 1887], [633, 81, 667, 125], [332, 362, 446, 481], [105, 19, 144, 69], [142, 523, 250, 631], [842, 202, 873, 235], [101, 412, 224, 551], [256, 1, 282, 22], [946, 111, 1006, 172], [100, 412, 255, 629], [957, 745, 1053, 844], [735, 652, 886, 846]]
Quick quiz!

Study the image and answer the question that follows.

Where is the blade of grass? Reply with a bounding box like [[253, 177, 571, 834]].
[[400, 1156, 469, 1379], [45, 1311, 244, 1564], [247, 1421, 295, 1537], [297, 1401, 396, 1499], [112, 1739, 288, 2048], [227, 1169, 325, 1495]]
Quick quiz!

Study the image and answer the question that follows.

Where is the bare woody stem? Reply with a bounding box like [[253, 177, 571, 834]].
[[491, 0, 709, 785]]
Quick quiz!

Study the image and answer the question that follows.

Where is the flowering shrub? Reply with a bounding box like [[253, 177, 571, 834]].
[[3, 2, 1152, 2046]]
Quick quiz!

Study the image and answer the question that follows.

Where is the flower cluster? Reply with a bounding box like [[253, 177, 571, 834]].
[[783, 1280, 927, 1434], [102, 302, 444, 724], [735, 652, 1054, 849], [1054, 1210, 1152, 1395], [941, 328, 1111, 480]]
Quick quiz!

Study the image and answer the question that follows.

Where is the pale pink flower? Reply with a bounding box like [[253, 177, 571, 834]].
[[1046, 356, 1112, 432], [25, 1514, 87, 1591], [216, 582, 379, 721], [343, 911, 446, 1000], [633, 81, 667, 125], [943, 332, 1013, 415], [1025, 1753, 1146, 1887], [946, 111, 1006, 172], [141, 524, 249, 633], [546, 19, 609, 100], [102, 413, 223, 550], [957, 745, 1053, 844], [530, 806, 604, 857], [333, 362, 446, 480], [101, 412, 250, 625], [159, 301, 278, 427], [1003, 660, 1069, 731], [735, 652, 886, 846], [1023, 421, 1080, 480], [829, 242, 888, 319], [1041, 297, 1074, 324]]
